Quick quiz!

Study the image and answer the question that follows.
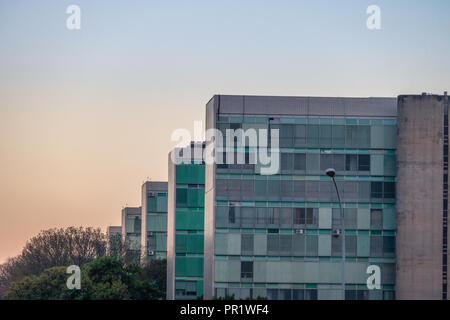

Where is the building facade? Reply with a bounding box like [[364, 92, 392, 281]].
[[167, 142, 205, 300], [121, 207, 142, 264], [396, 93, 450, 300], [203, 95, 398, 300], [106, 225, 122, 258], [141, 181, 168, 264]]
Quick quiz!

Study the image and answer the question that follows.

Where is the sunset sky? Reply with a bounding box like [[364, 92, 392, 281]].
[[1, 0, 449, 263]]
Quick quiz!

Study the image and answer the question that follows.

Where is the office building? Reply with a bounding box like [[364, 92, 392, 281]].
[[141, 181, 168, 264], [106, 226, 122, 258], [167, 142, 205, 300], [203, 95, 398, 300], [122, 206, 142, 264]]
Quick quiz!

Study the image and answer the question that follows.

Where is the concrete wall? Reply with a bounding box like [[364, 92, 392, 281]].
[[166, 154, 176, 300], [203, 96, 218, 299], [396, 95, 445, 299]]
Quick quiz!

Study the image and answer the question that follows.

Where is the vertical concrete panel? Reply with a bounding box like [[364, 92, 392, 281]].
[[319, 234, 332, 256], [370, 155, 384, 176], [357, 209, 371, 230], [319, 208, 332, 229], [396, 95, 444, 300]]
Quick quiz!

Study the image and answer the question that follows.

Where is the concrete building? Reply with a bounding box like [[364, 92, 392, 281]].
[[203, 95, 398, 300], [141, 181, 168, 264], [122, 206, 142, 264], [396, 93, 449, 300], [167, 142, 205, 300], [106, 226, 122, 258]]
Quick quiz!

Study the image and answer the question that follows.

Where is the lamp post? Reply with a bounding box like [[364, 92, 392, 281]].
[[326, 168, 345, 300]]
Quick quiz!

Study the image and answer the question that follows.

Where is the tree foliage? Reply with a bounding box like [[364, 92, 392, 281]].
[[140, 259, 167, 294], [0, 227, 106, 297], [3, 256, 163, 300]]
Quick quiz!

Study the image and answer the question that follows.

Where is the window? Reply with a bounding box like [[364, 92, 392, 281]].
[[333, 154, 345, 171], [256, 207, 267, 225], [371, 182, 383, 199], [293, 180, 305, 199], [293, 289, 304, 300], [267, 208, 279, 225], [279, 208, 292, 226], [280, 125, 294, 148], [176, 188, 188, 206], [319, 125, 332, 147], [306, 153, 320, 173], [345, 290, 357, 300], [254, 179, 267, 200], [281, 180, 293, 199], [134, 217, 141, 233], [383, 236, 396, 257], [294, 125, 307, 147], [358, 155, 370, 171], [229, 207, 236, 224], [383, 182, 396, 199], [344, 208, 358, 229], [332, 125, 345, 147], [294, 153, 306, 170], [332, 208, 342, 229], [267, 235, 279, 255], [267, 289, 278, 300], [345, 155, 358, 171], [305, 289, 318, 300], [280, 289, 292, 300], [281, 153, 293, 173], [241, 234, 254, 255], [370, 235, 383, 257], [332, 235, 342, 256], [294, 208, 304, 225], [370, 209, 383, 230], [306, 181, 320, 199], [292, 234, 305, 256], [293, 208, 315, 225], [306, 235, 318, 256], [279, 235, 292, 255], [346, 235, 357, 257], [267, 180, 281, 200], [241, 207, 255, 227], [307, 125, 319, 147], [241, 261, 253, 280], [320, 154, 333, 171]]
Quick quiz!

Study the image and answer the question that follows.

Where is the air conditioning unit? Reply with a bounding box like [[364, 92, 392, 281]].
[[332, 229, 341, 236], [148, 250, 155, 256], [295, 229, 305, 234]]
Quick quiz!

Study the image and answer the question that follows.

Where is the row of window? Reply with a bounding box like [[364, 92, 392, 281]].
[[216, 179, 395, 202], [216, 207, 392, 229], [216, 123, 397, 149], [215, 287, 395, 300], [216, 234, 395, 258], [216, 153, 396, 177]]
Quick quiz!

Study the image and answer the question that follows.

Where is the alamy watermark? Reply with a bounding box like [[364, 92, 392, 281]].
[[171, 121, 280, 175], [66, 265, 81, 290]]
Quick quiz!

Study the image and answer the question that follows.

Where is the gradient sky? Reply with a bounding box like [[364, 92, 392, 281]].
[[0, 0, 449, 263]]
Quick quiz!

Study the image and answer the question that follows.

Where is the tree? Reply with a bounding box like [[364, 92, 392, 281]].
[[3, 256, 163, 300], [140, 259, 167, 295], [0, 227, 106, 297]]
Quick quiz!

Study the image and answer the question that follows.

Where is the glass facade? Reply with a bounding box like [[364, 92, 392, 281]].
[[174, 163, 205, 299], [122, 207, 142, 264], [146, 192, 168, 261], [213, 115, 397, 300]]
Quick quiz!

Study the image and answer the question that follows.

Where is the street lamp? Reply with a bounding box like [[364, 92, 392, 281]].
[[326, 168, 346, 300]]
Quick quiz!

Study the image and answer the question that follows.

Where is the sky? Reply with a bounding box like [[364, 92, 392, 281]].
[[0, 0, 449, 263]]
